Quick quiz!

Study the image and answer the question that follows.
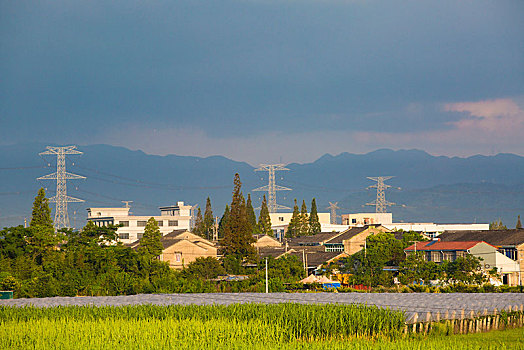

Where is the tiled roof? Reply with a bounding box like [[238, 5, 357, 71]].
[[256, 245, 347, 267], [326, 225, 389, 244], [404, 241, 490, 251], [438, 229, 524, 247], [326, 227, 367, 243], [286, 232, 341, 245]]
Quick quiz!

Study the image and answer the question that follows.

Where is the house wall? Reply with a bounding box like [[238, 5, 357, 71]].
[[87, 206, 192, 243], [341, 213, 392, 226], [161, 240, 217, 269], [519, 243, 524, 285], [270, 213, 331, 226], [343, 226, 390, 255]]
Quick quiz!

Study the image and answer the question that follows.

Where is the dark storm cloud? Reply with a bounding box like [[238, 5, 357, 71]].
[[1, 0, 523, 144]]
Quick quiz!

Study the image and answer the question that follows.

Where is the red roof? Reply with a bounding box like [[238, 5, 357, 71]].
[[404, 241, 493, 251]]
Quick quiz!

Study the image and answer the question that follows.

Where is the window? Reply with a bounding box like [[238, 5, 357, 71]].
[[279, 217, 284, 222], [119, 221, 129, 227], [157, 220, 163, 226], [443, 252, 454, 261], [168, 220, 178, 227], [137, 233, 144, 240], [137, 221, 147, 227], [175, 253, 182, 262], [499, 248, 518, 261], [456, 251, 466, 258], [352, 219, 357, 224], [118, 232, 129, 240], [431, 251, 442, 263]]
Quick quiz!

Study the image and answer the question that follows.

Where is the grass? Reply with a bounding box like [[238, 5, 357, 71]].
[[0, 304, 522, 349]]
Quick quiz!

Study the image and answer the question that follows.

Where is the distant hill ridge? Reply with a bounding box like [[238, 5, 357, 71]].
[[0, 143, 522, 228]]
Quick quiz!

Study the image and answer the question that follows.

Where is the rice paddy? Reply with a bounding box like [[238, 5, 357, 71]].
[[1, 304, 522, 349]]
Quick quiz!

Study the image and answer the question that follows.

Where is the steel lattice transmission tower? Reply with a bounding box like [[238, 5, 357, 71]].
[[37, 146, 86, 229], [366, 176, 396, 213], [327, 202, 340, 224], [253, 164, 292, 213]]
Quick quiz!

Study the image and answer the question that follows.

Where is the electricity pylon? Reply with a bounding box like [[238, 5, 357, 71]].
[[366, 176, 397, 213], [253, 164, 291, 213], [38, 146, 85, 229], [327, 202, 340, 224]]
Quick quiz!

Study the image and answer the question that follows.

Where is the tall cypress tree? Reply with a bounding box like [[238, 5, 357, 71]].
[[221, 174, 256, 259], [29, 187, 59, 263], [246, 193, 258, 234], [258, 194, 272, 236], [138, 217, 163, 259], [193, 207, 205, 237], [299, 200, 310, 236], [309, 198, 321, 235], [203, 197, 214, 239], [517, 215, 522, 229], [218, 205, 230, 239], [30, 188, 53, 228], [286, 199, 300, 238]]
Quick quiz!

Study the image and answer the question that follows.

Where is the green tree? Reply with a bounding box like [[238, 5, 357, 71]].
[[246, 194, 258, 234], [309, 198, 321, 235], [298, 200, 309, 236], [193, 208, 204, 237], [30, 188, 53, 228], [138, 217, 163, 259], [258, 195, 273, 236], [203, 197, 214, 239], [398, 252, 442, 285], [444, 255, 485, 284], [221, 174, 256, 259], [516, 215, 522, 229], [182, 257, 225, 280], [218, 205, 230, 239], [489, 219, 507, 230], [286, 199, 300, 238]]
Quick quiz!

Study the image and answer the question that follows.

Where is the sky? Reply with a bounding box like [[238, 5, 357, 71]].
[[1, 0, 523, 165]]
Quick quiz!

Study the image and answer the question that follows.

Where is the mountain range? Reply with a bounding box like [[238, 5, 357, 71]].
[[1, 143, 523, 228]]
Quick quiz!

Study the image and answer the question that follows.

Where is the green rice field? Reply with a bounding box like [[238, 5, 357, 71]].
[[1, 304, 522, 349]]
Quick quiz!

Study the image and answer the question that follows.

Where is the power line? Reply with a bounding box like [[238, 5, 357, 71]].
[[0, 165, 46, 170], [37, 146, 86, 230], [73, 165, 230, 191]]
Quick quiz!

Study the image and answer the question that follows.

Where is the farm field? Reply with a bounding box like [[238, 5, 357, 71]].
[[2, 292, 524, 322], [1, 304, 523, 350]]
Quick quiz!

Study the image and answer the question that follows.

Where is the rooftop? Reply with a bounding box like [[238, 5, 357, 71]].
[[404, 241, 493, 251], [438, 229, 524, 246]]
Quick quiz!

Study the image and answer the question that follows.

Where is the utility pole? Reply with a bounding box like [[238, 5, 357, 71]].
[[253, 164, 292, 213], [38, 146, 85, 230], [213, 216, 219, 241], [366, 176, 398, 213], [327, 202, 340, 224], [265, 257, 269, 294]]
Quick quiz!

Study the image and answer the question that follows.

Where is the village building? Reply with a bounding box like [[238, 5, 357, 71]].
[[86, 201, 194, 243], [437, 229, 524, 285], [404, 240, 520, 286]]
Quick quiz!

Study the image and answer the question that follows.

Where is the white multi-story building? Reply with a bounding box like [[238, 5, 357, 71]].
[[87, 201, 193, 243], [341, 213, 393, 226]]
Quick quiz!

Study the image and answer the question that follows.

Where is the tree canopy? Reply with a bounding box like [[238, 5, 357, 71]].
[[258, 195, 272, 236], [203, 197, 215, 239], [221, 174, 256, 259], [309, 198, 321, 235], [138, 217, 163, 259], [30, 188, 53, 228]]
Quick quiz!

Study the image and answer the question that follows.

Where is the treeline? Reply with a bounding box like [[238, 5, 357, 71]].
[[325, 231, 489, 287], [0, 180, 305, 298]]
